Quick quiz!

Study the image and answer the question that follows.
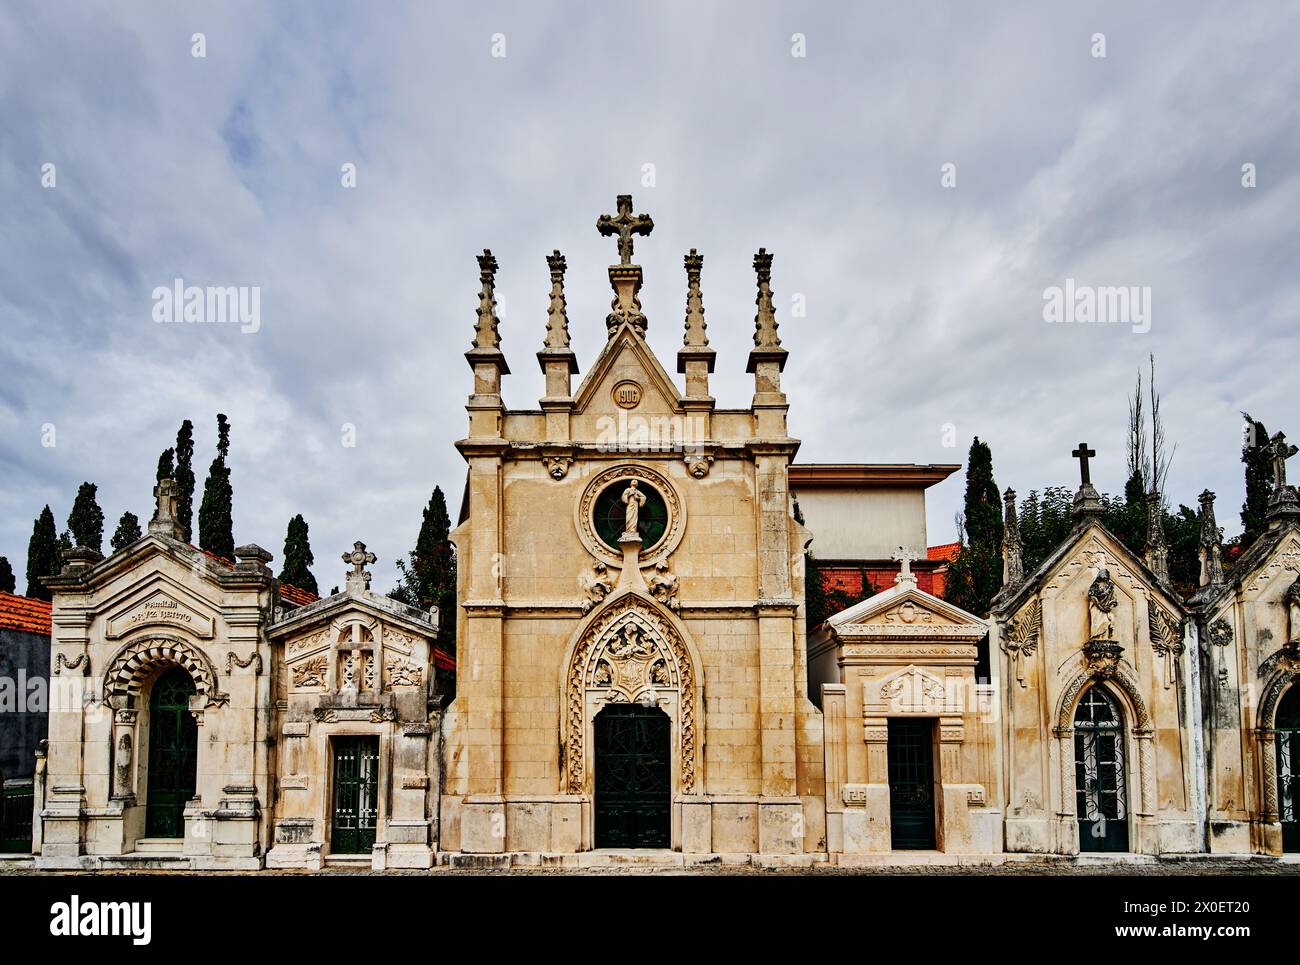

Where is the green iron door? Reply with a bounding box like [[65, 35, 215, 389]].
[[331, 736, 379, 854], [887, 718, 937, 849], [594, 704, 671, 849], [1075, 686, 1129, 852], [145, 666, 198, 838], [1276, 685, 1300, 853]]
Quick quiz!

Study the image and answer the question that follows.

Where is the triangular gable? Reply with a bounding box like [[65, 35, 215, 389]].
[[994, 519, 1184, 618], [827, 578, 987, 640], [571, 322, 684, 419]]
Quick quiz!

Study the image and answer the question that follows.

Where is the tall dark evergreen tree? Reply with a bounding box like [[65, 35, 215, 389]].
[[944, 438, 1003, 616], [175, 419, 196, 543], [278, 514, 319, 594], [57, 530, 73, 558], [1240, 412, 1272, 549], [111, 512, 143, 553], [156, 446, 175, 482], [25, 506, 59, 600], [391, 486, 458, 685], [0, 556, 15, 594], [67, 482, 105, 553], [198, 414, 235, 559]]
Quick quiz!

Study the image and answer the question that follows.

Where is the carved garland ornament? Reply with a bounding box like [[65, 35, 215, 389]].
[[103, 635, 225, 709], [575, 464, 685, 569], [564, 595, 697, 794]]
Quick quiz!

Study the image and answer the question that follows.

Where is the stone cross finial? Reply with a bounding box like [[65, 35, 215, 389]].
[[893, 546, 919, 585], [752, 248, 782, 350], [471, 249, 502, 351], [1071, 443, 1104, 520], [682, 249, 709, 348], [597, 194, 654, 265], [542, 250, 571, 350], [342, 540, 377, 592], [1072, 443, 1097, 486], [148, 477, 182, 539], [1269, 431, 1297, 491]]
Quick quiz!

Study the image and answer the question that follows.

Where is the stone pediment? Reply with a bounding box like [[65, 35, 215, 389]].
[[268, 589, 438, 643], [571, 323, 684, 426], [996, 520, 1183, 619], [104, 586, 216, 639], [1243, 533, 1300, 595], [827, 580, 987, 642]]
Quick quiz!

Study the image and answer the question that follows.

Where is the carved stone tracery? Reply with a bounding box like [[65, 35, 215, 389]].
[[563, 594, 697, 794]]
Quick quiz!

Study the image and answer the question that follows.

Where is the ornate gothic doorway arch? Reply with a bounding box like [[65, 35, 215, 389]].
[[1073, 685, 1129, 853], [560, 592, 703, 848]]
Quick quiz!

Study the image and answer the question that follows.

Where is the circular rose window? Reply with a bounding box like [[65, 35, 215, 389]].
[[592, 480, 668, 551]]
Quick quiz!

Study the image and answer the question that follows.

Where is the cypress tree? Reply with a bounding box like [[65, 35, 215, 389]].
[[67, 482, 105, 553], [111, 512, 143, 553], [391, 487, 457, 644], [1240, 412, 1272, 548], [57, 530, 73, 558], [278, 514, 319, 594], [175, 419, 196, 543], [156, 446, 175, 482], [0, 556, 15, 594], [944, 438, 1003, 616], [198, 414, 235, 559], [25, 507, 58, 600]]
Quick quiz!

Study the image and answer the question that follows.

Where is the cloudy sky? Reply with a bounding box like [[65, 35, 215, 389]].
[[2, 2, 1298, 592]]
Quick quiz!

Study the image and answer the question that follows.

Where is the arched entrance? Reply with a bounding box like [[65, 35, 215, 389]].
[[594, 703, 670, 849], [145, 666, 198, 838], [1074, 685, 1129, 853], [1276, 685, 1300, 853]]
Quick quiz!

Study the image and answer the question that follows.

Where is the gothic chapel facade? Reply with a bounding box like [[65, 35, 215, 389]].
[[26, 196, 1300, 867]]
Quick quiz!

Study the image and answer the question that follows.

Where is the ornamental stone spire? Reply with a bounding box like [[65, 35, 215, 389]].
[[541, 250, 572, 351], [748, 248, 785, 357], [465, 249, 509, 439], [538, 249, 578, 431], [677, 248, 716, 399], [1198, 490, 1225, 587], [469, 249, 505, 356], [1144, 489, 1170, 584], [746, 248, 789, 437], [1001, 488, 1023, 588], [538, 250, 578, 376], [598, 194, 653, 338]]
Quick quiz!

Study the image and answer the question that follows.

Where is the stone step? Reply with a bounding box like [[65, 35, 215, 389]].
[[133, 838, 184, 854]]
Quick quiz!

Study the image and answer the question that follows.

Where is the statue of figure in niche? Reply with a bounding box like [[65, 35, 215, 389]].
[[1087, 568, 1118, 641], [621, 479, 647, 539]]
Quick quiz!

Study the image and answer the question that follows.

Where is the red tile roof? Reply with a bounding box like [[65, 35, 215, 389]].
[[928, 542, 960, 562], [0, 591, 53, 636], [434, 648, 456, 671], [279, 583, 318, 607], [818, 566, 940, 597]]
